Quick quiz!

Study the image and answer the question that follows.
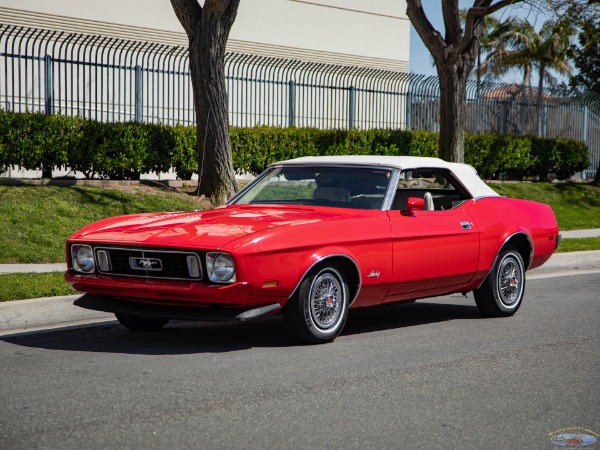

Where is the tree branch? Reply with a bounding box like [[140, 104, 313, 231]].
[[442, 0, 462, 45], [170, 0, 202, 38], [406, 0, 446, 63], [470, 0, 524, 19], [221, 0, 242, 33], [456, 0, 523, 57]]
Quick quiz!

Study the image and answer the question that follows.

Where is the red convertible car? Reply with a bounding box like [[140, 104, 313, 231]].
[[66, 156, 560, 343]]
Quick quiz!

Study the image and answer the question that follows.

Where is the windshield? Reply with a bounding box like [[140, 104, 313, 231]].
[[230, 165, 393, 210]]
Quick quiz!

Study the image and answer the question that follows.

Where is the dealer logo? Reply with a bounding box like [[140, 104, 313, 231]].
[[129, 257, 163, 271], [549, 427, 598, 447]]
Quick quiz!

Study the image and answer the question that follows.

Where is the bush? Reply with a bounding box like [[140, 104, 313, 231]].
[[0, 109, 591, 181], [530, 136, 589, 180]]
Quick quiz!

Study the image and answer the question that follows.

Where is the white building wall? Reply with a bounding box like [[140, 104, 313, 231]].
[[0, 0, 412, 180], [0, 0, 409, 71]]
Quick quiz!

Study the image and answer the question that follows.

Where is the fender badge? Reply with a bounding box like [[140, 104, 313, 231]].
[[367, 270, 380, 279]]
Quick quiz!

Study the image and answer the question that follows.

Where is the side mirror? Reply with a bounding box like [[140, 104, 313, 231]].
[[403, 197, 425, 216]]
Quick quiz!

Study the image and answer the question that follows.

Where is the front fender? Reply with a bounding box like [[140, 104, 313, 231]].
[[237, 239, 393, 309], [287, 249, 362, 304], [237, 245, 361, 301]]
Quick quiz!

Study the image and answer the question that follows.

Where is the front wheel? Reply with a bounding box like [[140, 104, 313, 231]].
[[283, 264, 349, 344], [474, 248, 525, 317], [115, 313, 169, 331]]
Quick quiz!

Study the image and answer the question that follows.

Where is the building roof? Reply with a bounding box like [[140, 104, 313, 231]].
[[480, 84, 553, 101]]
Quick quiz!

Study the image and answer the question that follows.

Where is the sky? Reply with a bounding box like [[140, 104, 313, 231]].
[[408, 2, 550, 79]]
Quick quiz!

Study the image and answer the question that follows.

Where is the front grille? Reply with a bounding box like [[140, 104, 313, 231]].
[[94, 246, 202, 280]]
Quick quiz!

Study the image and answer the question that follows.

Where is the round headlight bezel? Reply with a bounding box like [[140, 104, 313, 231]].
[[206, 252, 236, 283], [71, 244, 95, 273]]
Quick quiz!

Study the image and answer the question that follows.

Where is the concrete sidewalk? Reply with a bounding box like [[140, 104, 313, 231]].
[[0, 263, 66, 274], [560, 228, 600, 239]]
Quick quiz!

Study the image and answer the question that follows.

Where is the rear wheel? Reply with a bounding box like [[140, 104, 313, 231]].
[[283, 264, 349, 344], [115, 313, 169, 331], [474, 248, 525, 317]]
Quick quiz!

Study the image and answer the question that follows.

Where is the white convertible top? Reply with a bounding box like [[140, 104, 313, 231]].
[[274, 155, 499, 198]]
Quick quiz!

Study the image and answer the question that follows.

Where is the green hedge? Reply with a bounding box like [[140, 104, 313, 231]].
[[0, 110, 590, 180], [0, 111, 196, 180]]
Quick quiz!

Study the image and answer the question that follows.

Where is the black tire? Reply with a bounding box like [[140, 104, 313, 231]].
[[115, 313, 169, 331], [283, 264, 350, 344], [474, 248, 526, 317]]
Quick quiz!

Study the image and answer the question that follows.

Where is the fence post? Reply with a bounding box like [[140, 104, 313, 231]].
[[582, 106, 589, 178], [288, 80, 296, 127], [475, 98, 480, 133], [348, 86, 355, 129], [542, 105, 548, 138], [500, 101, 507, 135], [135, 65, 142, 122], [583, 106, 589, 142], [44, 55, 53, 115], [405, 92, 412, 131]]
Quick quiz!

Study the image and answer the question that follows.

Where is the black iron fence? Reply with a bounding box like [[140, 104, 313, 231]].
[[1, 24, 599, 177]]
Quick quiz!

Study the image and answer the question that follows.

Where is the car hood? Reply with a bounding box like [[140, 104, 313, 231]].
[[69, 204, 360, 250]]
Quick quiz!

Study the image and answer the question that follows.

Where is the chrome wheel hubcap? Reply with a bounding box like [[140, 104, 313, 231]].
[[310, 272, 343, 329], [498, 256, 522, 306]]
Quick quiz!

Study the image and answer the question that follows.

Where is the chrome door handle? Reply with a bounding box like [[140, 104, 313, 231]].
[[460, 221, 472, 230]]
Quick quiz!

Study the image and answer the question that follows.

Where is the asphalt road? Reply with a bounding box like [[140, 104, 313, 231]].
[[1, 273, 599, 450]]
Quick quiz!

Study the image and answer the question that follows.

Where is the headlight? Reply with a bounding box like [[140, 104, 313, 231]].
[[206, 252, 236, 283], [71, 244, 95, 273]]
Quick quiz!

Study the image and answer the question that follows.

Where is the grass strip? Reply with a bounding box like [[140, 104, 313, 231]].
[[556, 237, 600, 253], [0, 272, 77, 302], [0, 185, 206, 264]]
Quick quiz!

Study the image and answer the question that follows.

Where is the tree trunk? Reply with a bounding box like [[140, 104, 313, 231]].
[[189, 22, 237, 204], [170, 0, 240, 205], [406, 0, 523, 163], [438, 66, 468, 163]]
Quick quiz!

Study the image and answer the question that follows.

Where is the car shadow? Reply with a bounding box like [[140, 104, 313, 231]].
[[0, 300, 482, 355], [344, 300, 481, 336]]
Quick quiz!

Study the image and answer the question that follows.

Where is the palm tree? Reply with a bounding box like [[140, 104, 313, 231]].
[[479, 17, 576, 135], [479, 18, 535, 86], [460, 12, 514, 132]]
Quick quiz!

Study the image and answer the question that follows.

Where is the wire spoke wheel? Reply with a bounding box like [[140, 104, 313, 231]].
[[497, 257, 522, 306], [283, 264, 350, 344], [309, 272, 342, 329], [474, 247, 525, 317]]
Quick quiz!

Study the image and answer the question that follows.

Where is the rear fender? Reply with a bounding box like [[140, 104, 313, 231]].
[[476, 231, 533, 289]]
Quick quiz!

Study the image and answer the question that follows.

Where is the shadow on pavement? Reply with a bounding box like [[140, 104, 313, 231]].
[[1, 299, 482, 355], [344, 300, 481, 336]]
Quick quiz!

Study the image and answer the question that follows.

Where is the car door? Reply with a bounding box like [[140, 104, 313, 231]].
[[385, 206, 479, 299], [384, 168, 480, 300]]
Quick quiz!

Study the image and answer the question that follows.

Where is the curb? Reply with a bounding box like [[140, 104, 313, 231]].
[[0, 251, 598, 334], [0, 295, 112, 333], [530, 250, 600, 272], [560, 229, 600, 239], [0, 263, 66, 274]]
